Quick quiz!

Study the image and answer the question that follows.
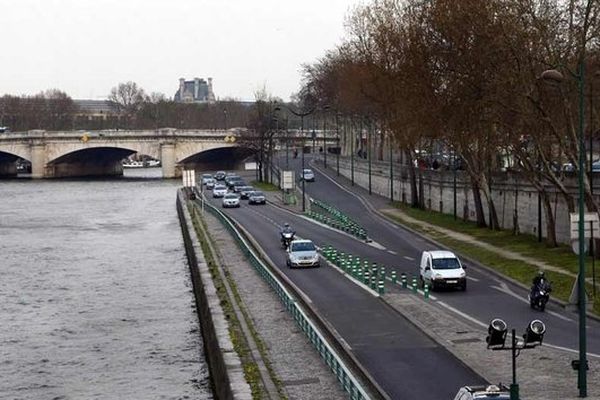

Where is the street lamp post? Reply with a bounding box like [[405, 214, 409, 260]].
[[368, 118, 372, 195], [323, 110, 328, 169], [351, 117, 355, 186], [390, 133, 394, 203], [541, 67, 587, 397], [486, 318, 546, 400], [275, 104, 316, 212]]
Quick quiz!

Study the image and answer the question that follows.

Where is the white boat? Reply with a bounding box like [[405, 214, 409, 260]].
[[122, 160, 145, 168], [146, 160, 161, 167]]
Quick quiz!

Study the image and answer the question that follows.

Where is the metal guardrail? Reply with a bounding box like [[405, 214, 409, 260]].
[[192, 191, 373, 400]]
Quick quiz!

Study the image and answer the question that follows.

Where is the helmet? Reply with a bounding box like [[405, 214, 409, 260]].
[[284, 223, 290, 228], [538, 270, 545, 278]]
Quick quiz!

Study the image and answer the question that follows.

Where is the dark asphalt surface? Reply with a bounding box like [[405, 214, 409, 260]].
[[204, 191, 486, 399], [293, 156, 600, 357]]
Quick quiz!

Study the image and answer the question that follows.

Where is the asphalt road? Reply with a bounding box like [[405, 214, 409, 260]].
[[204, 187, 486, 399], [292, 156, 600, 358]]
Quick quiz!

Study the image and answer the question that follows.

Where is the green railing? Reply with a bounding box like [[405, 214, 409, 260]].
[[306, 198, 368, 240], [319, 244, 431, 299], [194, 194, 373, 400]]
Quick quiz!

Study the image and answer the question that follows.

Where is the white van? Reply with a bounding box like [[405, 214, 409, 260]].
[[419, 250, 467, 291]]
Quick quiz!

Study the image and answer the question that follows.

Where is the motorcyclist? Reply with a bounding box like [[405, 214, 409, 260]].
[[280, 223, 295, 247], [530, 270, 551, 302]]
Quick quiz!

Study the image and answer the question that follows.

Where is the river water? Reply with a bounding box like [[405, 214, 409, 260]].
[[0, 168, 212, 400]]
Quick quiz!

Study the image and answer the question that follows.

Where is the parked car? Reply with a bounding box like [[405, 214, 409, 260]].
[[212, 184, 228, 198], [214, 171, 226, 180], [205, 178, 216, 190], [248, 191, 266, 205], [419, 250, 467, 291], [452, 384, 510, 399], [201, 173, 213, 185], [239, 186, 255, 199], [302, 168, 315, 182], [222, 193, 240, 208], [286, 239, 320, 268]]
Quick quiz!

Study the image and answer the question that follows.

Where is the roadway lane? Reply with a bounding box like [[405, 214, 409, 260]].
[[204, 194, 486, 400], [286, 157, 600, 358]]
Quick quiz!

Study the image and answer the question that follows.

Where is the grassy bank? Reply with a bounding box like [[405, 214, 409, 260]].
[[386, 203, 599, 314], [251, 180, 279, 191], [189, 203, 285, 399]]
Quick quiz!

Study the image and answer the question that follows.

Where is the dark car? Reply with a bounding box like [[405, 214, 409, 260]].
[[248, 191, 266, 205], [232, 182, 248, 193], [239, 186, 255, 199], [214, 171, 226, 180]]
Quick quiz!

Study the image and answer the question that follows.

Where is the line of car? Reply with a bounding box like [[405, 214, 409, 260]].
[[201, 171, 266, 208]]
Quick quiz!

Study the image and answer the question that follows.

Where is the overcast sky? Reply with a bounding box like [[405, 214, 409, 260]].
[[1, 0, 359, 101]]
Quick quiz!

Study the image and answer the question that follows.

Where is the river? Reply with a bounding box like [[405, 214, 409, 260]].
[[0, 168, 212, 400]]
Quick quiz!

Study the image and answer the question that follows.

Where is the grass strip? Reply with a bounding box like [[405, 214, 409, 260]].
[[251, 181, 279, 191], [189, 203, 285, 399], [386, 203, 599, 315]]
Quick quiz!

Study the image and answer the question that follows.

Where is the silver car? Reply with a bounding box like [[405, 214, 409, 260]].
[[248, 191, 266, 205], [222, 193, 240, 208], [212, 184, 228, 198], [286, 239, 320, 268]]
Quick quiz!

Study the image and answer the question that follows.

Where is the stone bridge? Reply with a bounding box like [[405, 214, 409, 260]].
[[0, 128, 252, 178]]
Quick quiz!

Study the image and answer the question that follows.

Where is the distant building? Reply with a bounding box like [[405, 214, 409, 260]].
[[73, 99, 117, 121], [174, 77, 216, 104]]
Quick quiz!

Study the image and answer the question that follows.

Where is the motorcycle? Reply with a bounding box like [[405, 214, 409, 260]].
[[528, 280, 552, 311], [281, 231, 295, 250]]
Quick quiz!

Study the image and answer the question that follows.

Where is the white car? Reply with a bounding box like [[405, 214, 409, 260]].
[[419, 250, 466, 291], [212, 184, 228, 198], [205, 178, 216, 190], [286, 239, 320, 268], [222, 193, 240, 208], [302, 169, 315, 182], [201, 173, 213, 185]]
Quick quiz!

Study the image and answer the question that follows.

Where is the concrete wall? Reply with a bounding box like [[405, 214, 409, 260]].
[[322, 156, 594, 245], [176, 190, 251, 400]]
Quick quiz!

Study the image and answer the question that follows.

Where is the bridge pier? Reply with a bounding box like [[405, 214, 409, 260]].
[[31, 143, 47, 179], [161, 142, 177, 178]]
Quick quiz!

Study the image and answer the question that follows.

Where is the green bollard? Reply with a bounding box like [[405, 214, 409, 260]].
[[370, 276, 377, 290], [401, 273, 408, 288], [378, 280, 385, 294], [391, 270, 397, 284], [364, 270, 370, 285], [423, 284, 430, 299], [380, 267, 386, 280], [412, 277, 418, 293]]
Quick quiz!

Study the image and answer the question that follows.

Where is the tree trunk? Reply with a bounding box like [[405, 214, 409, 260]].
[[472, 179, 487, 227], [479, 174, 500, 230], [407, 152, 420, 207], [542, 191, 558, 247]]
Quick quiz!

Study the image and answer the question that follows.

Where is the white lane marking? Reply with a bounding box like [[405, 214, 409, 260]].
[[368, 241, 386, 250], [466, 276, 480, 282], [403, 256, 415, 261], [338, 337, 352, 351], [547, 310, 574, 323], [491, 282, 530, 305], [544, 344, 600, 359], [327, 260, 380, 297], [387, 250, 397, 255], [436, 301, 488, 328]]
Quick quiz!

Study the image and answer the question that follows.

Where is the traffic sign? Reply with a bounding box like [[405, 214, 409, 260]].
[[570, 212, 600, 239], [281, 170, 294, 190]]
